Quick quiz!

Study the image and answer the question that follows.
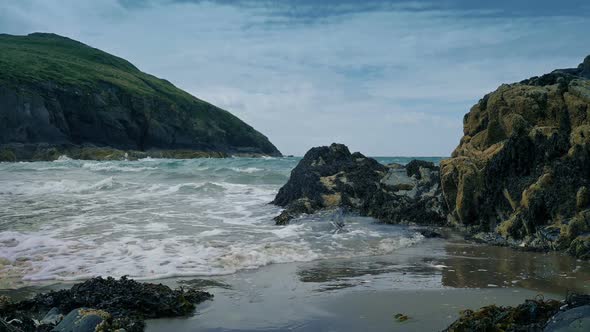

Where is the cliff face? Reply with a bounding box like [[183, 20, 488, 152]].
[[441, 55, 590, 258], [0, 33, 280, 160]]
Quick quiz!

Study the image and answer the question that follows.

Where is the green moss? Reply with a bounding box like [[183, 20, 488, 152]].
[[564, 210, 590, 240], [74, 148, 128, 161], [485, 118, 507, 146], [569, 235, 590, 259], [0, 148, 16, 162], [0, 295, 12, 310], [0, 33, 197, 104], [497, 216, 518, 238], [31, 147, 61, 161]]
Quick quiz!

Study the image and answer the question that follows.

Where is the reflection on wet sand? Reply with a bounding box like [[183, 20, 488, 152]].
[[440, 242, 590, 294], [296, 239, 590, 294]]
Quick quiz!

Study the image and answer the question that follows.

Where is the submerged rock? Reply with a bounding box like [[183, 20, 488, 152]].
[[271, 143, 446, 225], [441, 55, 590, 257], [0, 276, 213, 332], [416, 228, 444, 238]]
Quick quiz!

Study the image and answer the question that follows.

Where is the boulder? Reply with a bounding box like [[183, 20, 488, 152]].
[[544, 305, 590, 331], [272, 143, 447, 225], [441, 55, 590, 256], [445, 293, 590, 332], [444, 298, 561, 332], [52, 308, 110, 332]]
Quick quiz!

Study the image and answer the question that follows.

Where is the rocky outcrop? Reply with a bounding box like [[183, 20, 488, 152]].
[[0, 33, 280, 161], [440, 55, 590, 258], [271, 143, 446, 225], [0, 276, 212, 332], [444, 293, 590, 332]]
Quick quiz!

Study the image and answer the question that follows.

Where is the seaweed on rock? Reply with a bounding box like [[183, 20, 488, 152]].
[[0, 276, 213, 332]]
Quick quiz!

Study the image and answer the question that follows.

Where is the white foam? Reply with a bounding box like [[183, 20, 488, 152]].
[[0, 158, 426, 283], [0, 177, 116, 195], [82, 162, 157, 172], [376, 234, 424, 254], [198, 229, 226, 237], [267, 224, 307, 239], [54, 155, 73, 162], [144, 223, 171, 232], [0, 224, 424, 282], [230, 167, 264, 174]]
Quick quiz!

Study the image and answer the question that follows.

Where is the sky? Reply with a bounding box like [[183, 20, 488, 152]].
[[1, 1, 590, 156]]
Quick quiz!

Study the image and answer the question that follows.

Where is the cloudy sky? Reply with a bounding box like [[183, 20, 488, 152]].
[[2, 0, 590, 156]]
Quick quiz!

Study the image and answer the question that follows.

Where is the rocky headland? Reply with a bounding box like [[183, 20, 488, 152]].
[[0, 33, 281, 161], [272, 55, 590, 260]]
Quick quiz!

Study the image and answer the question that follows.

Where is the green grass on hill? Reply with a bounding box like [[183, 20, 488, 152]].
[[0, 33, 200, 105], [0, 33, 280, 155]]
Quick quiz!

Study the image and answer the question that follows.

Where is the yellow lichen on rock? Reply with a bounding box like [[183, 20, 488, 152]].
[[78, 308, 111, 321], [521, 172, 553, 209], [440, 56, 590, 258], [322, 193, 342, 207]]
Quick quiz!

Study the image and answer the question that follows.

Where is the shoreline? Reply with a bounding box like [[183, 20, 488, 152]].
[[3, 237, 589, 331], [0, 144, 282, 162]]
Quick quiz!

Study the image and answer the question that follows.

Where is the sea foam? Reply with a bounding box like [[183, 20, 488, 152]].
[[0, 157, 423, 282]]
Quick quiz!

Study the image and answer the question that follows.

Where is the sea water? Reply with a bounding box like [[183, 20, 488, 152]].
[[0, 156, 441, 284]]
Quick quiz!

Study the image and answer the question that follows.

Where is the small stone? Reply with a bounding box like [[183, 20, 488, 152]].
[[394, 313, 409, 322]]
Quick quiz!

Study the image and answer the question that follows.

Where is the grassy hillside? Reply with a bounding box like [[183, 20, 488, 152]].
[[0, 33, 194, 102], [0, 33, 281, 157]]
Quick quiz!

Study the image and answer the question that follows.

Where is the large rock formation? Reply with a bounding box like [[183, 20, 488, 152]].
[[272, 143, 446, 225], [441, 55, 590, 258], [0, 33, 280, 161]]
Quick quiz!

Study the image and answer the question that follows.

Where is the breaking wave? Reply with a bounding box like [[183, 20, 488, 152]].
[[0, 157, 426, 282]]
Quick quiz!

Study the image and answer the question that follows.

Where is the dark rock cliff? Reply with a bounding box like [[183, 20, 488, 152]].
[[0, 33, 281, 160], [441, 55, 590, 258]]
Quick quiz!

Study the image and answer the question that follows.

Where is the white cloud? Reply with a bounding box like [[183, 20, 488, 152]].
[[1, 0, 589, 155]]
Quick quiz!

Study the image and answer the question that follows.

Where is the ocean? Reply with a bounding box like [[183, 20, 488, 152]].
[[0, 156, 441, 284]]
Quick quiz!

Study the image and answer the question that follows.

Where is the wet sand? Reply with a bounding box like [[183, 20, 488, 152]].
[[3, 237, 589, 331], [146, 237, 589, 331]]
